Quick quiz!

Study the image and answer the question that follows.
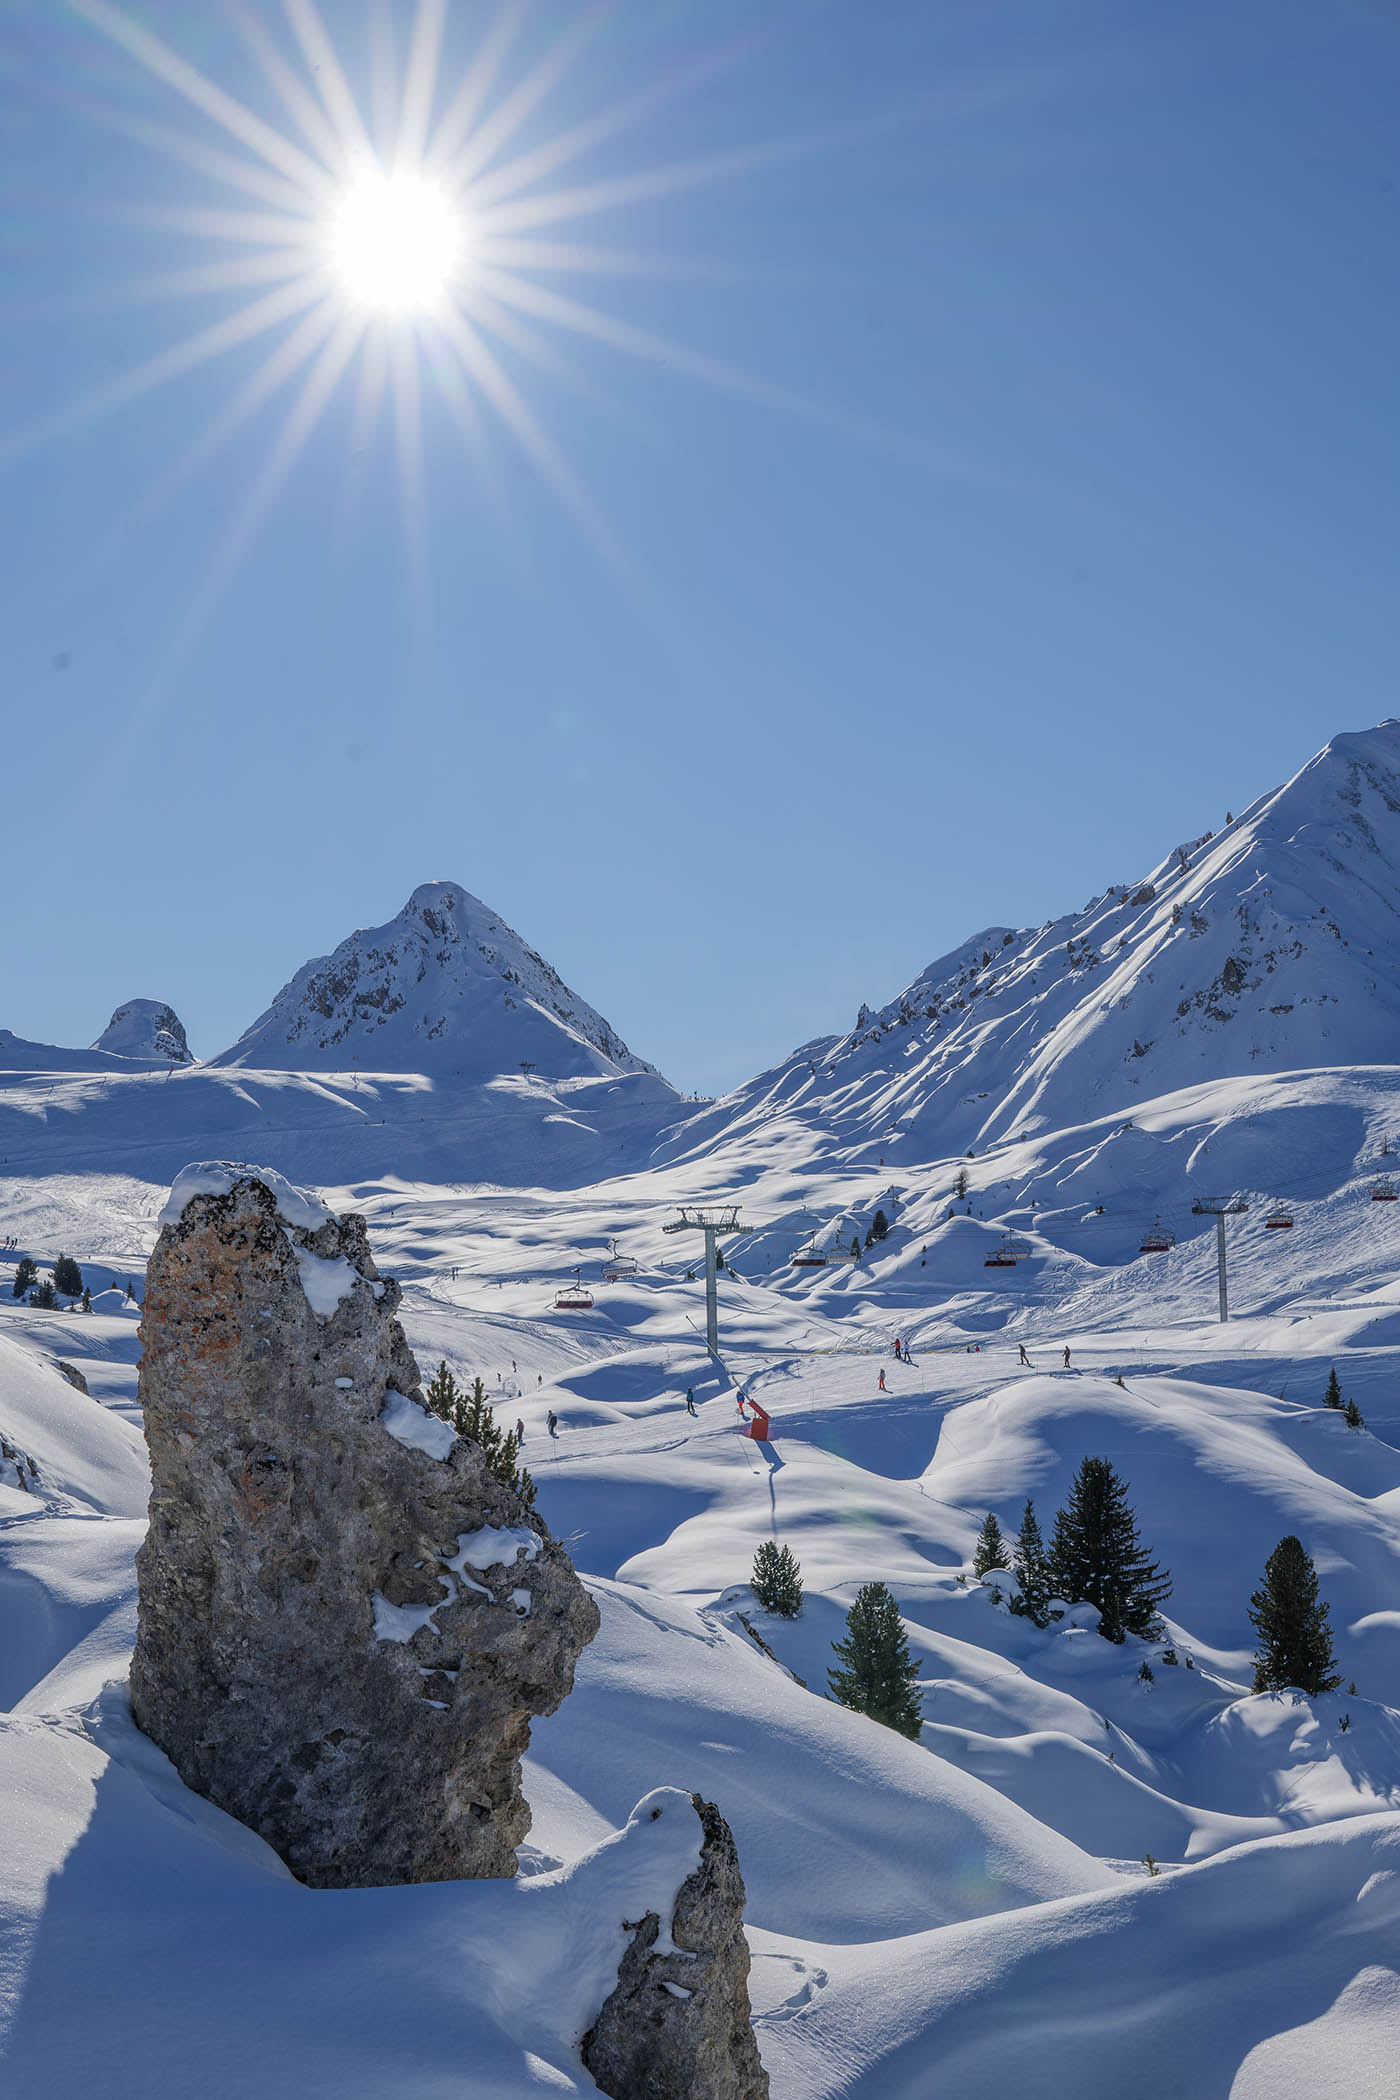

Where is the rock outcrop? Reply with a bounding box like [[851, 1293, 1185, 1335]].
[[583, 1794, 769, 2100], [129, 1162, 599, 1889], [92, 998, 192, 1063]]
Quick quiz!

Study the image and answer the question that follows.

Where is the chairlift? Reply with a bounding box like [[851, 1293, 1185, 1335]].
[[602, 1254, 639, 1282], [1370, 1177, 1398, 1203], [1003, 1234, 1033, 1257], [1138, 1220, 1175, 1254], [791, 1240, 829, 1268], [554, 1267, 594, 1311], [984, 1236, 1018, 1269], [1263, 1204, 1294, 1230]]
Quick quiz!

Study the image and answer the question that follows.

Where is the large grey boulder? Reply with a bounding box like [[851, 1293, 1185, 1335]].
[[129, 1163, 599, 1889], [583, 1794, 769, 2100]]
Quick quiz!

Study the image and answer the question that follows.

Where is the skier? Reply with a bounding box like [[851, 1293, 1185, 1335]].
[[685, 1389, 697, 1416], [878, 1368, 886, 1392], [515, 1418, 525, 1446], [894, 1337, 902, 1360], [1018, 1344, 1031, 1367], [1062, 1345, 1071, 1369], [736, 1393, 747, 1417], [547, 1409, 559, 1438]]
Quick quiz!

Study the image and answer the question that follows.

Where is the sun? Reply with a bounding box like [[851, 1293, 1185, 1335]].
[[329, 166, 463, 317]]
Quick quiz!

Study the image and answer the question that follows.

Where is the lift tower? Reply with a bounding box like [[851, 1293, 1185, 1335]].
[[1190, 1195, 1248, 1322], [662, 1204, 750, 1354]]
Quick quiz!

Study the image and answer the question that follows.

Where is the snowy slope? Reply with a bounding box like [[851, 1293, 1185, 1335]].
[[666, 722, 1400, 1168], [91, 1001, 191, 1064], [213, 881, 663, 1082]]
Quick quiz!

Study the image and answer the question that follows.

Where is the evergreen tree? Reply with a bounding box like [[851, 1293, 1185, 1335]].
[[30, 1278, 58, 1310], [828, 1582, 923, 1738], [53, 1254, 83, 1296], [1344, 1398, 1365, 1431], [1048, 1457, 1172, 1643], [954, 1167, 970, 1200], [870, 1209, 890, 1243], [973, 1511, 1011, 1578], [751, 1541, 803, 1617], [12, 1257, 37, 1300], [81, 1285, 91, 1314], [423, 1362, 536, 1509], [1249, 1535, 1340, 1696], [1010, 1499, 1054, 1626], [1324, 1366, 1343, 1410], [850, 1236, 861, 1262]]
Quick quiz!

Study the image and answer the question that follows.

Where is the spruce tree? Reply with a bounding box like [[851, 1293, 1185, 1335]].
[[1010, 1499, 1054, 1626], [1249, 1535, 1340, 1696], [12, 1257, 36, 1300], [53, 1254, 83, 1296], [871, 1209, 890, 1242], [973, 1511, 1011, 1578], [828, 1582, 923, 1738], [1048, 1457, 1172, 1643], [1324, 1367, 1343, 1410], [954, 1167, 970, 1200], [751, 1541, 803, 1617], [423, 1362, 536, 1509], [30, 1278, 58, 1310], [1344, 1398, 1364, 1431]]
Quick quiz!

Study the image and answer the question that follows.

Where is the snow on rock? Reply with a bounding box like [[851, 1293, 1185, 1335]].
[[211, 880, 665, 1083], [449, 1525, 542, 1573], [379, 1390, 455, 1460], [158, 1162, 333, 1232], [92, 999, 192, 1064], [293, 1247, 358, 1318], [130, 1171, 598, 1889]]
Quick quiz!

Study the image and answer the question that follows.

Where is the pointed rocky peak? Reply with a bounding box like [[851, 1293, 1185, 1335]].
[[92, 999, 193, 1064], [213, 881, 664, 1082]]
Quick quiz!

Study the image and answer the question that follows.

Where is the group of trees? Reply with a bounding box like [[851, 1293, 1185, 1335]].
[[1324, 1365, 1365, 1430], [423, 1361, 536, 1510], [970, 1460, 1339, 1695], [972, 1457, 1172, 1643], [10, 1253, 88, 1309]]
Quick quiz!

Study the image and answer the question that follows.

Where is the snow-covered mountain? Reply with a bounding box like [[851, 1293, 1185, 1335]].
[[92, 1000, 192, 1064], [669, 722, 1400, 1168], [213, 881, 663, 1084]]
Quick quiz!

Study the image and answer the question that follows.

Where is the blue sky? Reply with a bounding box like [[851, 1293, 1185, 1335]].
[[3, 0, 1398, 1093]]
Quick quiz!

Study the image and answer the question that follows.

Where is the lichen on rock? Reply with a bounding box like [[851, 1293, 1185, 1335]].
[[130, 1165, 598, 1890]]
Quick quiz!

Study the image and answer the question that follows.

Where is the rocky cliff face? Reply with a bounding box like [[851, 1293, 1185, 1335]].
[[129, 1163, 599, 1889], [583, 1794, 769, 2100]]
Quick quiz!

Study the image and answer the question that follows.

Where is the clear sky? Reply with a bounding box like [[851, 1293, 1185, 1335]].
[[3, 0, 1398, 1094]]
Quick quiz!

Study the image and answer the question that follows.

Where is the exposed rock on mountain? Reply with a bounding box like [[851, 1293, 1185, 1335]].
[[583, 1793, 769, 2100], [130, 1164, 599, 1889], [213, 881, 661, 1082], [92, 999, 192, 1063]]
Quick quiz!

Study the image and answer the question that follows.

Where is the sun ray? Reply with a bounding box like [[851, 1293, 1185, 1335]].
[[468, 266, 955, 470], [227, 0, 348, 175], [463, 37, 758, 213], [57, 92, 323, 216], [11, 248, 320, 326], [398, 0, 447, 165], [445, 1, 616, 189], [63, 0, 336, 201], [426, 0, 528, 169], [389, 325, 428, 588], [282, 0, 374, 165], [367, 0, 402, 159], [472, 235, 792, 285], [0, 274, 327, 468], [92, 203, 318, 250]]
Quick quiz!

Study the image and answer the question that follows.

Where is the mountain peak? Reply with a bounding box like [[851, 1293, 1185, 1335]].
[[212, 882, 662, 1082]]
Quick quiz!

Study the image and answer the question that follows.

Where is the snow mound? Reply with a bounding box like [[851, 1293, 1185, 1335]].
[[158, 1163, 333, 1233], [211, 881, 664, 1083]]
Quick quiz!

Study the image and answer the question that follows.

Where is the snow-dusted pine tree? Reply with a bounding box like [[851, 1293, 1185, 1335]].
[[751, 1541, 803, 1617], [828, 1583, 923, 1738], [1010, 1499, 1054, 1626], [1049, 1457, 1171, 1643], [973, 1512, 1011, 1578], [1249, 1536, 1340, 1696]]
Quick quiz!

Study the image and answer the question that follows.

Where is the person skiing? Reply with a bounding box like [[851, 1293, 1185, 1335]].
[[515, 1418, 525, 1445], [894, 1337, 902, 1360], [1018, 1344, 1031, 1367], [547, 1409, 558, 1438], [878, 1368, 887, 1392], [685, 1389, 696, 1416], [1062, 1345, 1071, 1368], [736, 1393, 747, 1417]]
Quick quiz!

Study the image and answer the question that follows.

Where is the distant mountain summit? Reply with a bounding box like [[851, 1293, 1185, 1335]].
[[213, 881, 663, 1082], [93, 999, 192, 1064], [673, 720, 1400, 1162]]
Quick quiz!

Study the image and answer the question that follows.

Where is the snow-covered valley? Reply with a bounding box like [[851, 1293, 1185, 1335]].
[[6, 726, 1400, 2095]]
